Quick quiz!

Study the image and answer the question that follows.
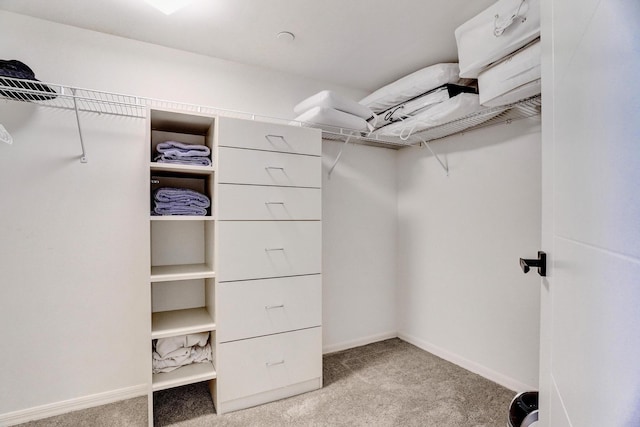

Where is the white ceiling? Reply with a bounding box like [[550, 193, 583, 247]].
[[0, 0, 495, 92]]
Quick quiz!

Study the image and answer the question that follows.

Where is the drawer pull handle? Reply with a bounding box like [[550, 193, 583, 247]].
[[265, 247, 285, 252], [266, 360, 285, 367], [265, 201, 285, 205], [265, 166, 285, 171], [265, 134, 288, 145], [265, 304, 285, 310]]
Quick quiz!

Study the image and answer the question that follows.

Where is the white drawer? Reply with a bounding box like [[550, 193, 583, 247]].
[[217, 327, 322, 403], [217, 147, 321, 188], [217, 275, 321, 342], [217, 221, 321, 282], [217, 117, 321, 156], [217, 184, 321, 221]]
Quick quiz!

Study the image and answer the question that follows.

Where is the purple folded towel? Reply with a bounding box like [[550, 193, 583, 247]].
[[154, 141, 212, 167], [152, 187, 211, 216]]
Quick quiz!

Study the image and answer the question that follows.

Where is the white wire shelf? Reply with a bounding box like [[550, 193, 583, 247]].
[[0, 76, 540, 150], [0, 76, 147, 118], [406, 95, 542, 144]]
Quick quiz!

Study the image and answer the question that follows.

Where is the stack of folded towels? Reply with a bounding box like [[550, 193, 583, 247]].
[[152, 187, 211, 216], [152, 332, 212, 374], [358, 63, 486, 139], [292, 90, 374, 132], [154, 141, 212, 167]]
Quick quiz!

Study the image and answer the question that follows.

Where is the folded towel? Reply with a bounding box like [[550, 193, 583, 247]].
[[152, 187, 211, 216], [153, 203, 208, 216], [155, 332, 209, 358], [152, 343, 212, 374], [154, 141, 212, 167], [156, 141, 210, 157], [153, 155, 212, 167], [154, 188, 210, 207]]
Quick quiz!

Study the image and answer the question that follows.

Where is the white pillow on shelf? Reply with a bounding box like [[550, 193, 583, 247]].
[[292, 106, 369, 132], [359, 63, 460, 113], [294, 90, 373, 119]]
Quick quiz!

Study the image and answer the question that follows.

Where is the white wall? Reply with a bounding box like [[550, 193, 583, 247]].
[[0, 11, 397, 419], [321, 141, 397, 353], [396, 118, 542, 391], [0, 101, 150, 419]]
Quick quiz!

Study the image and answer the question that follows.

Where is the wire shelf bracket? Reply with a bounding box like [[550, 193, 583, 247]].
[[70, 88, 88, 163], [420, 138, 449, 176], [327, 132, 355, 178]]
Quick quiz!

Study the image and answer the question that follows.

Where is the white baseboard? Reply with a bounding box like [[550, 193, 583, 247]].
[[323, 331, 397, 354], [398, 332, 537, 392], [0, 384, 148, 426]]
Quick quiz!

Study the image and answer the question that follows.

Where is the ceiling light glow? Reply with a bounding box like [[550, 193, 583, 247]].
[[143, 0, 195, 15]]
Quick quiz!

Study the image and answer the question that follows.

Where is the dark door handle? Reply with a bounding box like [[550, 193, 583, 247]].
[[520, 251, 546, 277]]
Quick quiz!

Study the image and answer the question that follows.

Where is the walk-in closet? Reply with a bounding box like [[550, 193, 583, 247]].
[[1, 1, 638, 426]]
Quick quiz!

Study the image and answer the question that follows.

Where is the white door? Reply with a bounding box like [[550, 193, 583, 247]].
[[539, 1, 640, 426]]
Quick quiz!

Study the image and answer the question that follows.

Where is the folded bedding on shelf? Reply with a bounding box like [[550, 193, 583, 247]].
[[455, 0, 540, 78], [152, 187, 211, 216], [155, 332, 209, 358], [152, 332, 212, 374], [371, 84, 478, 129], [374, 93, 485, 139], [292, 106, 370, 132], [359, 63, 460, 114], [478, 39, 541, 107], [294, 90, 373, 119], [154, 141, 212, 167]]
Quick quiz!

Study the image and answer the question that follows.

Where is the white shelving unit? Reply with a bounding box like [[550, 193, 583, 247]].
[[152, 361, 217, 392], [148, 107, 217, 422], [151, 308, 216, 339], [0, 76, 541, 151], [150, 163, 215, 175], [150, 216, 215, 222], [150, 263, 215, 282]]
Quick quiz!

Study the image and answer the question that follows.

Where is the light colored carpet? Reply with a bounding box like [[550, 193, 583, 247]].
[[15, 396, 148, 427], [18, 338, 515, 426], [154, 338, 513, 426]]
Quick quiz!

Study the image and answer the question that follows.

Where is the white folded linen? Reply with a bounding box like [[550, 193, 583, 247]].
[[359, 63, 460, 113], [478, 39, 541, 107], [482, 79, 540, 108], [371, 84, 477, 129], [294, 90, 373, 119], [292, 106, 370, 132], [152, 343, 212, 374], [374, 93, 484, 139], [155, 332, 209, 358], [455, 0, 541, 78]]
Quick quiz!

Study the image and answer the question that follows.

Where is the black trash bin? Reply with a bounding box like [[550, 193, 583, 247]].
[[508, 391, 538, 427]]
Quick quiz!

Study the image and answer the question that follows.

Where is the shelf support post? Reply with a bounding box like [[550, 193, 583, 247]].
[[71, 88, 88, 163]]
